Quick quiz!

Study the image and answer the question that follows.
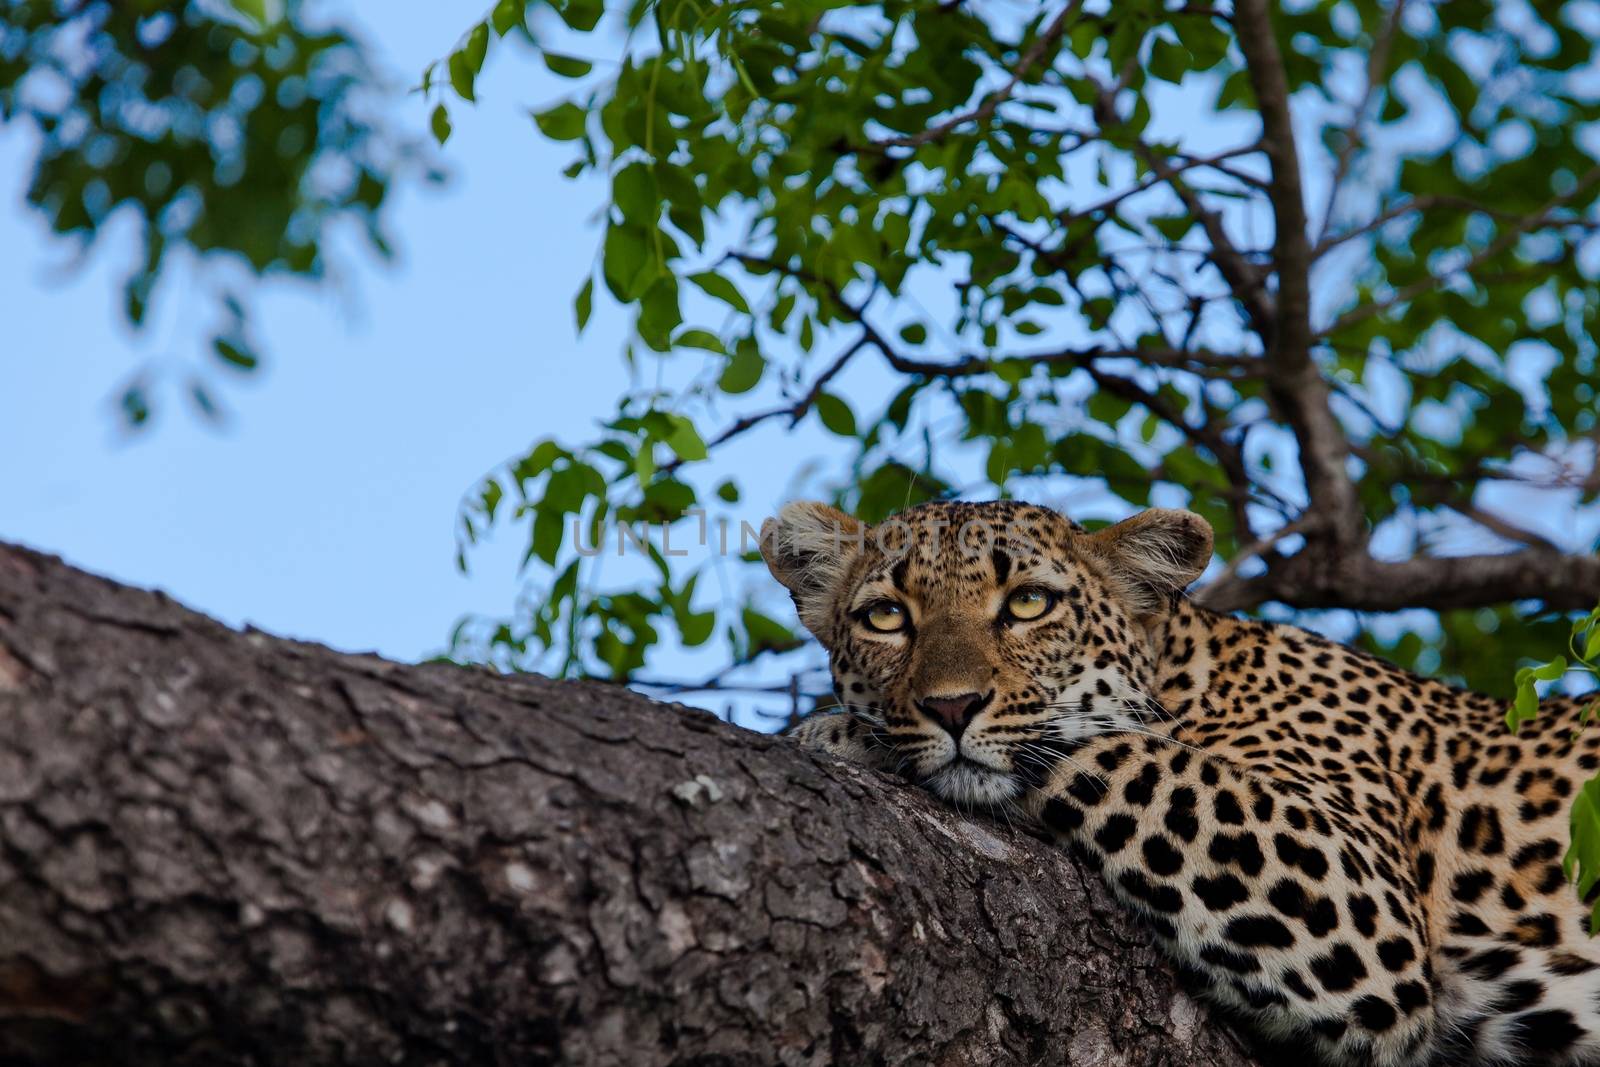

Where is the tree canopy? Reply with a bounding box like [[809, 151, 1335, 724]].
[[4, 0, 1598, 705], [0, 0, 414, 421], [441, 0, 1600, 699]]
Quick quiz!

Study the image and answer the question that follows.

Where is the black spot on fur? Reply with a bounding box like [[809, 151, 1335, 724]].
[[1310, 1017, 1348, 1041], [1067, 773, 1105, 806], [1118, 869, 1183, 913], [1095, 813, 1137, 854], [1395, 980, 1429, 1015], [1503, 1009, 1584, 1055], [991, 547, 1012, 586], [1214, 789, 1246, 825], [1309, 943, 1367, 992], [1451, 869, 1494, 904], [1041, 797, 1083, 834], [1348, 894, 1378, 937], [1193, 873, 1250, 912], [1225, 915, 1295, 949], [1283, 969, 1315, 999], [1548, 952, 1598, 976], [1143, 835, 1185, 877], [1165, 787, 1200, 842], [1200, 944, 1260, 974], [1376, 937, 1415, 972], [1124, 762, 1159, 806], [1208, 831, 1266, 877], [1491, 980, 1543, 1014], [1352, 994, 1397, 1033], [1267, 878, 1306, 919], [1461, 947, 1520, 981], [1510, 915, 1561, 947], [1273, 833, 1330, 879]]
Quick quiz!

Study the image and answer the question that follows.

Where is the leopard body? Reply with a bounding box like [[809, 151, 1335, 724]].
[[760, 498, 1598, 1065]]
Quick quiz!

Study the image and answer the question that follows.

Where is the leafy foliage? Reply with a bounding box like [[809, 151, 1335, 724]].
[[1509, 605, 1600, 930], [0, 0, 414, 422], [435, 0, 1599, 695]]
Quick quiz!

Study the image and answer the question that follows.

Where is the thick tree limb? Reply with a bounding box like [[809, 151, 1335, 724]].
[[1199, 545, 1600, 614], [0, 543, 1264, 1067]]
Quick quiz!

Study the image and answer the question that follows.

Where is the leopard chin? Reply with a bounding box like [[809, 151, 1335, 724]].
[[923, 759, 1021, 809]]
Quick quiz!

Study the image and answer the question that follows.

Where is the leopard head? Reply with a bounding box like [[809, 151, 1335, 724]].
[[760, 499, 1212, 808]]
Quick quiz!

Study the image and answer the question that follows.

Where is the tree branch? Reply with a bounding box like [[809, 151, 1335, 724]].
[[1322, 163, 1600, 336], [0, 542, 1267, 1067], [871, 2, 1083, 150], [1233, 0, 1366, 548], [1193, 516, 1315, 610], [1200, 546, 1600, 614], [1090, 81, 1276, 336], [1312, 0, 1408, 250], [661, 334, 871, 475], [1080, 365, 1261, 541]]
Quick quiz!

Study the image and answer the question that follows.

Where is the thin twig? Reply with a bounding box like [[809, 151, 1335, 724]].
[[872, 1, 1084, 150], [1312, 0, 1408, 250], [1323, 164, 1600, 336]]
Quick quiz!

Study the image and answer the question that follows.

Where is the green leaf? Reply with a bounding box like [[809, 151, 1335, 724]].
[[741, 608, 799, 656], [1507, 679, 1539, 734], [212, 337, 258, 371], [559, 0, 603, 31], [1507, 657, 1568, 733], [1564, 774, 1600, 934], [449, 48, 477, 102], [899, 322, 928, 344], [716, 480, 740, 503], [663, 415, 707, 462], [544, 52, 593, 78], [1533, 657, 1569, 682], [679, 609, 716, 647], [602, 222, 653, 301], [1147, 37, 1191, 83], [465, 23, 489, 74], [533, 102, 586, 141], [575, 277, 594, 332], [718, 344, 764, 393], [1150, 213, 1193, 242], [490, 0, 523, 36], [530, 506, 564, 566], [674, 329, 724, 353], [229, 0, 271, 29], [430, 103, 452, 145], [612, 162, 657, 223], [814, 393, 857, 437], [687, 271, 750, 314]]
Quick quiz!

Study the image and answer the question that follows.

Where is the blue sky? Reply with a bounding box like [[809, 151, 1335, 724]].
[[2, 8, 644, 657]]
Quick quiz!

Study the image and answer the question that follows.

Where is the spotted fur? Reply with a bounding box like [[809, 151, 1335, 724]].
[[762, 499, 1600, 1066]]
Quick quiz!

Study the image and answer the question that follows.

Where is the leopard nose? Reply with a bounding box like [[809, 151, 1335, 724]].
[[917, 691, 993, 739]]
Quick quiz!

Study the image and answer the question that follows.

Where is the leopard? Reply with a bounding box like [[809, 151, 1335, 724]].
[[758, 497, 1600, 1066]]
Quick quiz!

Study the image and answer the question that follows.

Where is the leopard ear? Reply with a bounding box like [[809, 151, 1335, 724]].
[[1084, 508, 1213, 617], [760, 501, 864, 641]]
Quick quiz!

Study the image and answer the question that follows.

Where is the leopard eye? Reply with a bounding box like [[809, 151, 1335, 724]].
[[1004, 587, 1054, 622], [861, 601, 908, 633]]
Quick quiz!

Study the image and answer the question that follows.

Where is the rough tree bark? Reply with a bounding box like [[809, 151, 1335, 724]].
[[0, 542, 1265, 1067]]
